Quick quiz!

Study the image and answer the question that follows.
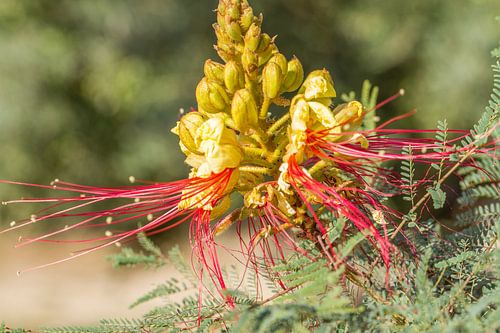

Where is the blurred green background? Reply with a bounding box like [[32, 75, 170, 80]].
[[0, 0, 498, 327], [0, 0, 498, 192]]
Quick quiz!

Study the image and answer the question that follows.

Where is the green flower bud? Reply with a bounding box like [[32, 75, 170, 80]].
[[231, 89, 259, 134], [257, 44, 276, 67], [240, 6, 254, 32], [227, 3, 240, 20], [216, 40, 235, 57], [256, 33, 272, 53], [213, 23, 231, 45], [224, 61, 245, 93], [244, 23, 261, 52], [226, 20, 243, 42], [282, 56, 304, 92], [334, 101, 363, 125], [217, 0, 227, 15], [216, 12, 225, 29], [179, 112, 205, 154], [262, 62, 283, 99], [269, 53, 287, 74], [299, 69, 336, 100], [216, 1, 228, 29], [204, 59, 225, 83], [196, 77, 230, 114], [215, 46, 234, 63], [242, 47, 259, 79]]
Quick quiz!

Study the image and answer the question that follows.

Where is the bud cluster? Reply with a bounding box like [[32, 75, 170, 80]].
[[196, 0, 305, 129], [173, 0, 368, 222]]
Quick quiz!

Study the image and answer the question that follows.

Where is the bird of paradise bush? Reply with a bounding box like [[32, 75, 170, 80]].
[[1, 0, 495, 305]]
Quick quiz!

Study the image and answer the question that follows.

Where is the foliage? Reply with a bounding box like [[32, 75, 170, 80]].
[[107, 232, 166, 269]]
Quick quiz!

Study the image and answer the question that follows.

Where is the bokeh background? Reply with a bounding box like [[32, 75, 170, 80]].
[[0, 0, 498, 328]]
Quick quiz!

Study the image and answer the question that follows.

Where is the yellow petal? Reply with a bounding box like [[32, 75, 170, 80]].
[[290, 98, 310, 132], [205, 143, 243, 174], [277, 163, 292, 194], [300, 69, 336, 100], [308, 101, 337, 128], [185, 153, 206, 168], [171, 121, 180, 135], [196, 162, 213, 178], [178, 141, 191, 156], [197, 117, 225, 145]]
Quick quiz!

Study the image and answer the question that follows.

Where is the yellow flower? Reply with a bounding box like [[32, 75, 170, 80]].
[[299, 69, 336, 101], [197, 117, 243, 174]]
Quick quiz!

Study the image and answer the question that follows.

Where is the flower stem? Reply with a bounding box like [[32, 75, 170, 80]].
[[242, 146, 269, 158], [251, 128, 271, 152], [259, 97, 271, 119], [239, 166, 274, 175], [308, 160, 327, 177], [266, 113, 290, 136]]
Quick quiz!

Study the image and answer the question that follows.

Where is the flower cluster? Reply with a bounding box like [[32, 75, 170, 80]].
[[1, 0, 492, 300]]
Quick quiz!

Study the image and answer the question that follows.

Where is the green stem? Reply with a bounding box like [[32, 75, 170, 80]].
[[269, 140, 288, 164], [251, 128, 271, 152], [239, 166, 273, 175], [260, 98, 271, 119], [242, 146, 268, 158], [266, 113, 290, 136], [308, 160, 327, 176]]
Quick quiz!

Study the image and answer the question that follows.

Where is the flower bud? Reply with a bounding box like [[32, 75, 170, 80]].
[[224, 61, 245, 93], [217, 0, 227, 16], [215, 46, 234, 63], [231, 89, 259, 133], [334, 101, 363, 124], [213, 23, 230, 45], [256, 33, 272, 53], [299, 69, 336, 100], [204, 59, 225, 83], [244, 23, 261, 51], [240, 6, 254, 32], [262, 62, 283, 99], [226, 20, 243, 42], [258, 45, 276, 67], [196, 77, 230, 114], [268, 53, 287, 74], [216, 40, 235, 57], [216, 11, 225, 29], [227, 3, 240, 20], [179, 112, 205, 154], [241, 47, 259, 79], [216, 0, 228, 33], [282, 56, 304, 93]]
